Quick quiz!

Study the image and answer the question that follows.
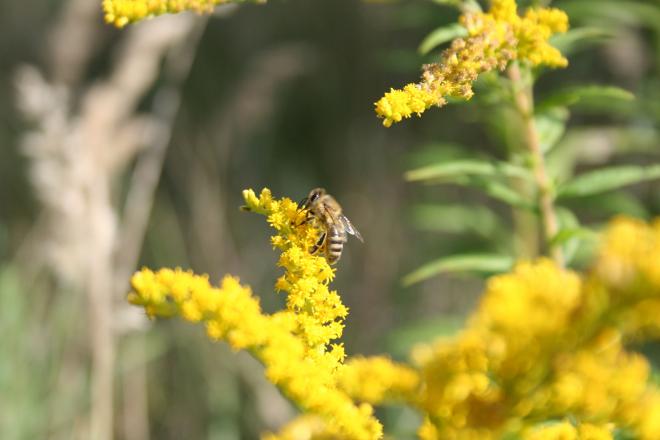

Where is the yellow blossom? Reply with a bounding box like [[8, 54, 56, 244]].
[[338, 356, 420, 404], [375, 0, 569, 126], [263, 415, 337, 440], [129, 196, 660, 440], [523, 421, 578, 440], [475, 259, 581, 338], [103, 0, 264, 27], [409, 220, 660, 438], [522, 421, 613, 440], [129, 188, 382, 440], [596, 216, 660, 291]]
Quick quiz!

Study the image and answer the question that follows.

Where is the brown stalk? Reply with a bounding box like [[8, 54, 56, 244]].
[[508, 63, 564, 266]]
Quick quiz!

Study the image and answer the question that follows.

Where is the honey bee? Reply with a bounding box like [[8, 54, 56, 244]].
[[298, 188, 363, 264]]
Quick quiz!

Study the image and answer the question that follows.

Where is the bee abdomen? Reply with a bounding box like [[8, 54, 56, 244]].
[[326, 228, 347, 264]]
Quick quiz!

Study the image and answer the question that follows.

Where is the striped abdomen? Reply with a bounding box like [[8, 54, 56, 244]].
[[326, 225, 347, 264]]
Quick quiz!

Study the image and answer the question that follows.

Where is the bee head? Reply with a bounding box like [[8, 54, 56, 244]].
[[298, 187, 326, 209]]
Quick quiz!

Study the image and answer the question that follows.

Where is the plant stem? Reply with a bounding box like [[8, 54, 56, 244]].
[[508, 63, 564, 266]]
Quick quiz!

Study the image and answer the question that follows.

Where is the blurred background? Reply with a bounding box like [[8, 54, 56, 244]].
[[1, 0, 659, 438]]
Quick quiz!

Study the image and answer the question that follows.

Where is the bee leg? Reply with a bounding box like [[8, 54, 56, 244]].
[[309, 232, 326, 255], [297, 211, 313, 226]]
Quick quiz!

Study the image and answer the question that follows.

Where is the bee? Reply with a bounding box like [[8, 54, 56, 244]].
[[298, 188, 363, 264]]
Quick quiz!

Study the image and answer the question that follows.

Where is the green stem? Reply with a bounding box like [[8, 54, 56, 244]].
[[508, 63, 564, 266]]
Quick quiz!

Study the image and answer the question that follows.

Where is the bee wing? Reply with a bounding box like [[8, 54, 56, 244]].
[[340, 215, 363, 242]]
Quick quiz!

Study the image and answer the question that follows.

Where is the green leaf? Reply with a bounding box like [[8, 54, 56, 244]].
[[403, 254, 513, 286], [612, 428, 638, 440], [549, 27, 615, 56], [468, 177, 533, 210], [539, 85, 635, 112], [554, 207, 581, 264], [405, 159, 531, 182], [574, 191, 650, 219], [550, 207, 599, 266], [418, 23, 468, 55], [410, 203, 502, 237], [558, 165, 660, 199], [550, 227, 598, 247], [535, 106, 569, 153], [406, 160, 534, 210], [558, 0, 660, 30]]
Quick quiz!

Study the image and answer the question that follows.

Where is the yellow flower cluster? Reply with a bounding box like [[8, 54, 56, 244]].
[[522, 421, 613, 440], [130, 188, 382, 440], [262, 415, 333, 440], [338, 356, 420, 404], [407, 217, 660, 439], [596, 216, 660, 290], [129, 187, 660, 439], [103, 0, 263, 27], [375, 0, 568, 127]]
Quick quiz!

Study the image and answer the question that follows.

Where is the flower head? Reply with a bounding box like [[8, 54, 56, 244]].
[[130, 188, 382, 440], [103, 0, 264, 27], [375, 0, 569, 127], [128, 196, 660, 440]]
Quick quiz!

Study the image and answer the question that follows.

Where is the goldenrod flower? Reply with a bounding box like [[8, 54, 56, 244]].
[[596, 216, 660, 290], [375, 0, 568, 127], [262, 415, 335, 440], [103, 0, 264, 27], [338, 356, 420, 404], [523, 421, 613, 440], [408, 216, 660, 438], [130, 188, 382, 440], [129, 199, 660, 440]]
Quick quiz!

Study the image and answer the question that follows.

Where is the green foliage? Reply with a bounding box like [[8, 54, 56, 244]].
[[549, 27, 616, 56], [538, 85, 634, 111], [534, 106, 569, 153], [558, 165, 660, 199], [418, 24, 468, 55], [402, 254, 514, 286], [406, 159, 534, 209], [405, 159, 531, 182]]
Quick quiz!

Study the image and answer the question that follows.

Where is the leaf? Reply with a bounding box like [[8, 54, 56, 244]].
[[549, 27, 615, 56], [558, 165, 660, 199], [558, 0, 660, 30], [403, 254, 513, 286], [406, 160, 534, 209], [418, 23, 468, 55], [468, 177, 533, 210], [539, 85, 635, 112], [551, 207, 599, 265], [554, 207, 580, 264], [410, 203, 502, 237], [405, 159, 531, 182], [550, 227, 598, 247], [574, 191, 650, 219], [535, 106, 569, 153]]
